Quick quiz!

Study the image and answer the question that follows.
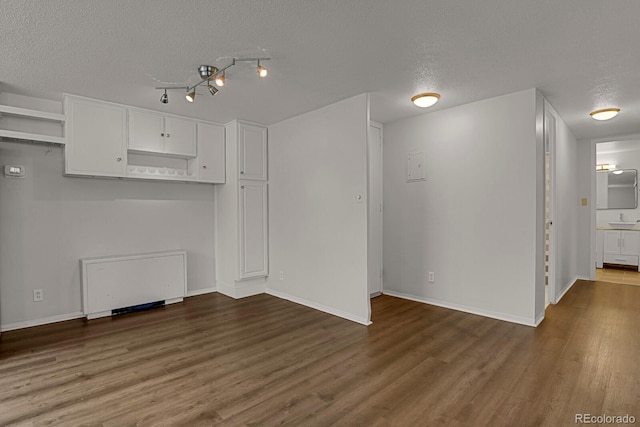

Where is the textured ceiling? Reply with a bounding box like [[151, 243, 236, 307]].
[[1, 0, 639, 139]]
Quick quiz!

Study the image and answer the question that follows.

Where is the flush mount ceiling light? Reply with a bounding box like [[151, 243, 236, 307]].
[[156, 57, 269, 104], [411, 92, 440, 108], [590, 107, 620, 121]]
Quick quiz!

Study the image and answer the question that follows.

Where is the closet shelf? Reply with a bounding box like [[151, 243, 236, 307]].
[[0, 129, 66, 145], [0, 104, 65, 122], [0, 103, 66, 145]]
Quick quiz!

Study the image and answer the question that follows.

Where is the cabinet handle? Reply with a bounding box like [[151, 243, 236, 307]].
[[240, 171, 244, 174], [202, 165, 207, 169], [166, 133, 170, 138], [241, 185, 245, 189], [116, 157, 122, 162], [161, 133, 165, 137]]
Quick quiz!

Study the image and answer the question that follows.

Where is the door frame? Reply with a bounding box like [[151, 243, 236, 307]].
[[544, 102, 557, 304], [368, 121, 383, 297]]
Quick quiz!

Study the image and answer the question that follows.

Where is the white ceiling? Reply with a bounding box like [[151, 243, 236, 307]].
[[2, 1, 639, 140]]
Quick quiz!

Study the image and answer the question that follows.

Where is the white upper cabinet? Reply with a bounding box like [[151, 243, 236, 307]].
[[128, 109, 164, 153], [128, 109, 196, 158], [64, 96, 127, 177], [238, 122, 267, 181], [195, 122, 225, 183], [165, 116, 197, 157]]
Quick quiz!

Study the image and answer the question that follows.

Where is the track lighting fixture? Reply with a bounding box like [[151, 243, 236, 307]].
[[185, 89, 195, 103], [155, 57, 270, 104], [215, 71, 225, 87], [257, 60, 268, 78]]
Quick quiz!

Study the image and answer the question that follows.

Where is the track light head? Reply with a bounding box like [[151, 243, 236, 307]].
[[215, 72, 225, 87], [257, 60, 268, 78], [198, 65, 219, 80], [160, 90, 168, 104], [208, 84, 219, 96], [186, 89, 195, 102]]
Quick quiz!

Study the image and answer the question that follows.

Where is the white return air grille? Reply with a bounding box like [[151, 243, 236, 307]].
[[81, 250, 187, 319]]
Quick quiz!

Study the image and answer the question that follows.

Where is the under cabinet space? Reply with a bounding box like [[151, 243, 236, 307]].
[[127, 152, 197, 181]]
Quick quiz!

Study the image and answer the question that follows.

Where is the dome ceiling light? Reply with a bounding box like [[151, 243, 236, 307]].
[[411, 93, 441, 108], [590, 108, 620, 121]]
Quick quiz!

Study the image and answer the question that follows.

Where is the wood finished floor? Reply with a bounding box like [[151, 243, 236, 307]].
[[596, 266, 640, 287], [1, 281, 639, 426]]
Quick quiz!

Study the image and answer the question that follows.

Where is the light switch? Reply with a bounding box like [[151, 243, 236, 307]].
[[4, 165, 25, 178]]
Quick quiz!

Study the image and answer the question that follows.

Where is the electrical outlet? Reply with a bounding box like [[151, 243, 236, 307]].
[[428, 272, 435, 283], [279, 271, 284, 281], [33, 289, 44, 302]]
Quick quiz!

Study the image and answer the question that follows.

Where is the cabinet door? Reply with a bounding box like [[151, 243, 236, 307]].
[[128, 109, 164, 153], [65, 97, 127, 177], [239, 181, 268, 279], [196, 122, 225, 183], [621, 231, 640, 255], [238, 122, 267, 181], [165, 116, 196, 157], [603, 231, 621, 254]]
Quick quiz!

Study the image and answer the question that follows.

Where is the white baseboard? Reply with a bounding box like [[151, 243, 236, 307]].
[[217, 280, 265, 299], [187, 286, 217, 297], [576, 275, 591, 281], [266, 288, 371, 326], [382, 290, 537, 327], [1, 311, 84, 332], [535, 312, 545, 326], [556, 277, 577, 303]]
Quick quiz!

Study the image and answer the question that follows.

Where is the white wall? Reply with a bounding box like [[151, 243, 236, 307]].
[[383, 89, 542, 325], [577, 139, 595, 279], [546, 103, 579, 300], [266, 94, 370, 325], [0, 96, 217, 330]]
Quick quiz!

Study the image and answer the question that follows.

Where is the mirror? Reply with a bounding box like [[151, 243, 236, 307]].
[[597, 169, 638, 209]]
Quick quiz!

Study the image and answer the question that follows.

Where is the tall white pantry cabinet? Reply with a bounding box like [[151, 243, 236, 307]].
[[215, 120, 269, 298]]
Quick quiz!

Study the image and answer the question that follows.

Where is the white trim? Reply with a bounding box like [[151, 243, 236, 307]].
[[535, 312, 545, 326], [576, 275, 591, 281], [383, 290, 538, 327], [1, 312, 84, 332], [216, 280, 236, 298], [216, 280, 265, 299], [555, 277, 577, 303], [266, 288, 372, 326], [187, 286, 217, 297]]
